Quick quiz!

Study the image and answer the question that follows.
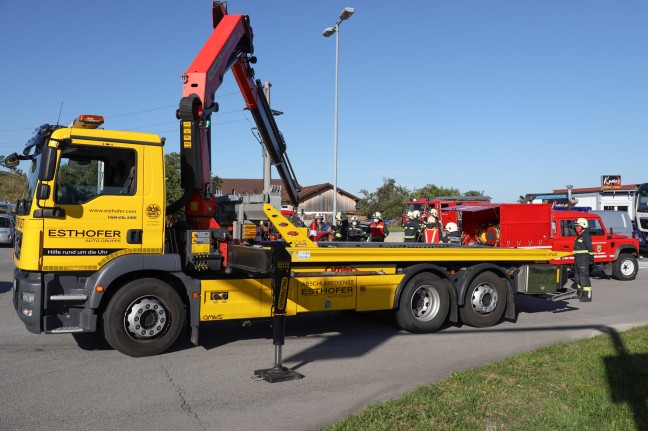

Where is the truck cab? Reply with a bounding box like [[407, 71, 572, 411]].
[[550, 210, 639, 281], [11, 116, 166, 274]]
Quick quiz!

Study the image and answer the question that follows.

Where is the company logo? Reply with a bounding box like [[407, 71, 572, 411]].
[[277, 276, 289, 310], [48, 229, 121, 238], [146, 204, 161, 219], [325, 266, 359, 273], [602, 175, 621, 190]]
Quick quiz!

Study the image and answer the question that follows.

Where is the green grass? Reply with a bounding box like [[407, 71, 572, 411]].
[[325, 325, 648, 431]]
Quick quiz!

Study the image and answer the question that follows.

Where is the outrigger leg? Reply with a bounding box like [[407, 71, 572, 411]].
[[254, 243, 304, 383]]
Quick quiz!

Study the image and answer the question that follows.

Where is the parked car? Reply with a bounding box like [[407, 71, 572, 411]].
[[589, 210, 633, 239], [0, 214, 15, 245]]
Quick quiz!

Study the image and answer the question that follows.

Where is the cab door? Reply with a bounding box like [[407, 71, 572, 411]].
[[553, 217, 607, 264], [40, 143, 144, 271]]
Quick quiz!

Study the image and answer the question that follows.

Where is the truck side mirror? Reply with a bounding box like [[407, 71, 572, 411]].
[[4, 152, 20, 169], [38, 146, 57, 181]]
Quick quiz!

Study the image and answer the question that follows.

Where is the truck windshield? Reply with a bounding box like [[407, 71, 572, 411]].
[[18, 154, 43, 215], [407, 204, 425, 213], [637, 184, 648, 212]]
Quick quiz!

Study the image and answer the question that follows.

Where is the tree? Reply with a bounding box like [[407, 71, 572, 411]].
[[164, 152, 183, 208], [358, 178, 411, 221], [164, 152, 222, 219], [412, 184, 461, 199], [359, 179, 491, 224]]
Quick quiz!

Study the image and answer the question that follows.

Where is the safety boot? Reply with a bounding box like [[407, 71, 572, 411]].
[[579, 289, 592, 302]]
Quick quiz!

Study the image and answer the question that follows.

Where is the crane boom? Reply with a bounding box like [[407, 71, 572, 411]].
[[177, 1, 300, 228]]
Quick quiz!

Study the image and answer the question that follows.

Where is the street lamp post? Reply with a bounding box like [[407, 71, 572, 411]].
[[323, 7, 354, 221]]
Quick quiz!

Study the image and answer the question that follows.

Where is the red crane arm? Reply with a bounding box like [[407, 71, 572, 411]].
[[176, 2, 299, 229]]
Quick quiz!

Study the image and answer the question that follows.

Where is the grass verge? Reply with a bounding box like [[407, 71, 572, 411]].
[[325, 325, 648, 431]]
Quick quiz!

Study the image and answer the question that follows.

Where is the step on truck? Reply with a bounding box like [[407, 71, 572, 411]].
[[6, 4, 573, 372]]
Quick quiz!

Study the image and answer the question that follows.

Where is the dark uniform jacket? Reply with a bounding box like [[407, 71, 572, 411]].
[[442, 231, 461, 244], [573, 228, 595, 267], [348, 224, 366, 241], [404, 219, 423, 242]]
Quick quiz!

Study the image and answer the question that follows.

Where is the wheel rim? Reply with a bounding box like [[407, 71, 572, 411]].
[[620, 259, 636, 277], [470, 283, 498, 314], [410, 285, 441, 322], [124, 296, 169, 340]]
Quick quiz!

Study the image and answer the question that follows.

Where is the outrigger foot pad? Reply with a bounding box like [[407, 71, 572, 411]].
[[254, 366, 304, 383]]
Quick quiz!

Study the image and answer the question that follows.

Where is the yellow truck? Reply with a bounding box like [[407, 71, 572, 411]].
[[6, 4, 571, 377]]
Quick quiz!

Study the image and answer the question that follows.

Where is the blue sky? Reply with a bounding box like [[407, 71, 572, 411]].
[[1, 1, 646, 202]]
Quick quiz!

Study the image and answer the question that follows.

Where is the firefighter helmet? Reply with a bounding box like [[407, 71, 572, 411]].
[[427, 216, 437, 224], [576, 218, 589, 229], [336, 211, 347, 222], [406, 211, 413, 219], [351, 215, 359, 222], [373, 212, 382, 219], [430, 208, 439, 217], [316, 213, 323, 219], [445, 222, 458, 233], [413, 210, 421, 219]]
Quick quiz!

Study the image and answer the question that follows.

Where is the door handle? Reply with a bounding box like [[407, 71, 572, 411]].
[[127, 229, 143, 244]]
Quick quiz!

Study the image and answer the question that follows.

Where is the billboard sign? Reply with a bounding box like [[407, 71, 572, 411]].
[[602, 175, 622, 190]]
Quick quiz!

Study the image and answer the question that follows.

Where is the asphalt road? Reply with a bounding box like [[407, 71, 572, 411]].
[[1, 246, 647, 431]]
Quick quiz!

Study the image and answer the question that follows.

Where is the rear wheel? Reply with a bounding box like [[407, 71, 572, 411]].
[[395, 273, 449, 333], [103, 278, 185, 357], [460, 272, 506, 328], [612, 254, 638, 281]]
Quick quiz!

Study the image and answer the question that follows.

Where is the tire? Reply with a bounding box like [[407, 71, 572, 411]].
[[459, 272, 506, 328], [612, 254, 638, 281], [395, 273, 449, 333], [103, 278, 185, 357]]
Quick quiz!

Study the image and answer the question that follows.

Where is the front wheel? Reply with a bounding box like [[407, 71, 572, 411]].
[[612, 254, 638, 281], [395, 273, 450, 333], [103, 278, 185, 357], [460, 272, 506, 328]]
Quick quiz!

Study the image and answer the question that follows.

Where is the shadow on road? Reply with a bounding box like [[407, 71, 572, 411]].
[[198, 310, 406, 361], [71, 333, 112, 351], [0, 281, 12, 294]]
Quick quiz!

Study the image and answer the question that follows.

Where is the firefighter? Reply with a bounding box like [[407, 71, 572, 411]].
[[413, 210, 426, 242], [573, 217, 595, 302], [333, 211, 349, 241], [309, 213, 332, 241], [347, 216, 367, 242], [404, 211, 423, 242], [442, 222, 462, 244], [369, 212, 389, 242], [423, 209, 443, 243]]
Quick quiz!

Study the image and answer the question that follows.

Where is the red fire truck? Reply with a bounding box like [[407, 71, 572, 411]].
[[404, 196, 491, 224], [443, 203, 640, 281]]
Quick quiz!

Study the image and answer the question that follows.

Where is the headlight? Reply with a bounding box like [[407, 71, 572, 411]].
[[22, 292, 35, 304]]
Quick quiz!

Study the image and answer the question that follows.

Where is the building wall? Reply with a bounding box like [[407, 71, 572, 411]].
[[600, 193, 634, 218], [534, 191, 637, 219], [300, 189, 358, 216]]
